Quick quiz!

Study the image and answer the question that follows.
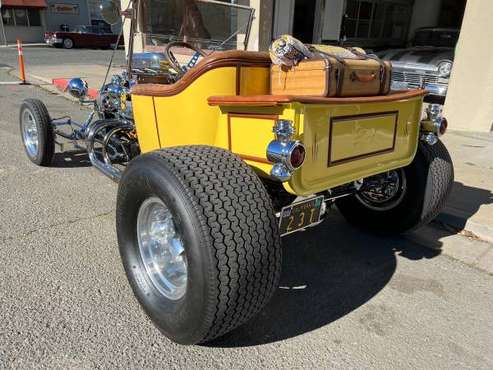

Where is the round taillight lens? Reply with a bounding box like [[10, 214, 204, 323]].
[[439, 117, 448, 136], [290, 144, 306, 169]]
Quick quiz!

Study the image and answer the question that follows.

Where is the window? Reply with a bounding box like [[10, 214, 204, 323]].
[[91, 20, 112, 34], [413, 29, 459, 47], [14, 8, 28, 26], [28, 9, 42, 27], [1, 8, 15, 26], [1, 7, 42, 27], [141, 0, 254, 50], [356, 1, 371, 38], [343, 0, 412, 44]]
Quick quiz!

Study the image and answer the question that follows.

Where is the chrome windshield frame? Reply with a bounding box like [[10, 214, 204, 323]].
[[200, 0, 255, 51], [127, 0, 255, 78]]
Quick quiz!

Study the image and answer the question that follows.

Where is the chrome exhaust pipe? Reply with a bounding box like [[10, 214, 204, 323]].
[[102, 125, 133, 166], [86, 120, 125, 182]]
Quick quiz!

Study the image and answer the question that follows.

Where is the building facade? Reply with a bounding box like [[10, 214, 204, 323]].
[[249, 0, 491, 132], [264, 0, 465, 49], [44, 0, 91, 32], [0, 0, 108, 44], [0, 0, 47, 44]]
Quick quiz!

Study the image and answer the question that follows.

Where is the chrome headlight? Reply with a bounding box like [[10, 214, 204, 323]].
[[437, 61, 453, 78], [66, 78, 88, 99]]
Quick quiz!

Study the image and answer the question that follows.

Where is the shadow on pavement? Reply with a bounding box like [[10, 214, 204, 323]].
[[445, 181, 493, 228], [51, 150, 92, 168], [207, 212, 441, 348], [405, 181, 493, 249]]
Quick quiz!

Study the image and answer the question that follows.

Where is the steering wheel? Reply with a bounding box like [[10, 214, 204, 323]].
[[164, 41, 207, 77]]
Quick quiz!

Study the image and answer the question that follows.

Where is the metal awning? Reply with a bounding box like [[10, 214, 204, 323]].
[[0, 0, 48, 8]]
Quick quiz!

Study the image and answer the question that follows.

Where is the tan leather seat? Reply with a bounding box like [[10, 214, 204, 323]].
[[132, 50, 271, 97]]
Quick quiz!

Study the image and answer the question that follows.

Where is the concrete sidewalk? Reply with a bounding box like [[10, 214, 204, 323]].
[[438, 131, 493, 243], [27, 63, 126, 97]]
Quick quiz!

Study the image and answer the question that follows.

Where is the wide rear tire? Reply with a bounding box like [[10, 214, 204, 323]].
[[116, 146, 281, 344], [336, 140, 454, 234]]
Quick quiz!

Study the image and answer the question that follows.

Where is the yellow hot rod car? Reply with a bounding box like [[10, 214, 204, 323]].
[[19, 0, 453, 345]]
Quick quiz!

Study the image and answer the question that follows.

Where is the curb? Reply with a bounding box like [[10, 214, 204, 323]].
[[52, 78, 99, 99], [0, 43, 48, 48], [22, 73, 51, 85], [26, 73, 99, 100], [406, 222, 493, 275], [10, 70, 91, 105], [436, 212, 493, 245], [406, 210, 493, 275]]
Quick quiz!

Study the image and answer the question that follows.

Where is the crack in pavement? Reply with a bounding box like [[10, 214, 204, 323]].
[[0, 210, 115, 243]]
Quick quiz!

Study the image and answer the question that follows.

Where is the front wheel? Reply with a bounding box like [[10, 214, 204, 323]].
[[62, 38, 74, 49], [19, 99, 55, 166], [336, 140, 454, 234], [116, 146, 282, 344]]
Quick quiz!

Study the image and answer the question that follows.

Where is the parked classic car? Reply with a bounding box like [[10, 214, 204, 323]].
[[21, 0, 453, 345], [44, 24, 122, 49], [378, 27, 459, 104]]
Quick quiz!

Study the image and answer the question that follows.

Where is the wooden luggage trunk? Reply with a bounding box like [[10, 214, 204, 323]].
[[270, 56, 392, 97]]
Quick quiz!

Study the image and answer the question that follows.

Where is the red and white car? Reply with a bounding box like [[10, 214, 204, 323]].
[[44, 25, 122, 49]]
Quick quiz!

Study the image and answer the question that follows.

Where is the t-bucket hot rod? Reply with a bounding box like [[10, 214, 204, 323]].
[[18, 0, 453, 345]]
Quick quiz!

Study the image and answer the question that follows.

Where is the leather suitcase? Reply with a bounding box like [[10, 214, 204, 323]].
[[270, 53, 392, 97]]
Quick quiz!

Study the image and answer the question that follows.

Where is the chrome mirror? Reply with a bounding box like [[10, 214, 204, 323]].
[[100, 0, 121, 25], [66, 78, 88, 100]]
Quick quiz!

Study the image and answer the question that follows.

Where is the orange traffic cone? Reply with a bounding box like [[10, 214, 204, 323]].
[[17, 39, 27, 84]]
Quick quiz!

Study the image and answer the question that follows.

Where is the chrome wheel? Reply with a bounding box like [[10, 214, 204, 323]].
[[21, 109, 39, 159], [356, 169, 407, 211], [137, 197, 187, 300], [63, 38, 74, 49]]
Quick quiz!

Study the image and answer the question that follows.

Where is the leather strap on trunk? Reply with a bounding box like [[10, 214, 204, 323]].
[[348, 47, 389, 95], [309, 46, 389, 96]]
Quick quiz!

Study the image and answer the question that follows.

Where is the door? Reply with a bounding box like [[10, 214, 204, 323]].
[[80, 26, 99, 48], [292, 0, 317, 43], [273, 0, 295, 38], [273, 0, 324, 43]]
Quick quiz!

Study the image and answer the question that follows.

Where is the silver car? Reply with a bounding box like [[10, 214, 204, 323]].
[[378, 28, 459, 104]]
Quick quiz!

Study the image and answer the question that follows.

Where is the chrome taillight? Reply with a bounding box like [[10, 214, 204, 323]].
[[289, 143, 306, 169], [420, 104, 448, 145], [438, 116, 448, 136], [267, 119, 305, 181], [422, 104, 447, 136]]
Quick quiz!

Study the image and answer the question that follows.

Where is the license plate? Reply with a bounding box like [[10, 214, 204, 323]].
[[279, 196, 324, 236]]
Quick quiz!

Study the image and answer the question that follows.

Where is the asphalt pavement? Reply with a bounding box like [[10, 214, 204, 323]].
[[0, 47, 126, 70], [1, 65, 493, 369]]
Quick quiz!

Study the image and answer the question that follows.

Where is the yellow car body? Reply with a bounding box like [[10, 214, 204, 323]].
[[131, 51, 425, 196]]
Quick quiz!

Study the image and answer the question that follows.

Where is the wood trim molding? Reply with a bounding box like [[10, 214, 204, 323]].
[[208, 90, 427, 107], [327, 111, 399, 167], [132, 51, 271, 97]]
